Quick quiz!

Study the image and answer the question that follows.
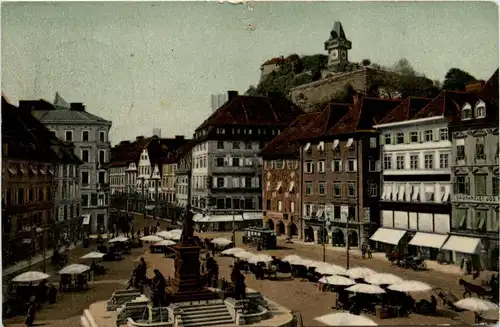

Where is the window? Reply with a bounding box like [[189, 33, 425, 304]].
[[225, 198, 232, 209], [476, 137, 485, 159], [368, 160, 376, 172], [98, 171, 106, 184], [17, 188, 24, 204], [332, 160, 342, 172], [82, 130, 89, 141], [305, 182, 313, 195], [318, 182, 326, 195], [99, 131, 105, 142], [439, 153, 449, 169], [245, 177, 252, 188], [65, 130, 73, 142], [461, 103, 472, 120], [457, 145, 466, 160], [439, 128, 448, 141], [424, 153, 433, 169], [290, 201, 295, 213], [369, 183, 377, 197], [346, 159, 356, 172], [396, 155, 405, 170], [81, 194, 89, 207], [82, 172, 89, 186], [493, 176, 499, 196], [305, 161, 313, 173], [217, 141, 224, 149], [266, 200, 271, 210], [245, 141, 252, 149], [90, 193, 98, 206], [232, 158, 239, 167], [305, 204, 312, 217], [475, 174, 487, 195], [347, 206, 356, 220], [424, 130, 433, 142], [410, 154, 419, 169], [410, 131, 418, 143], [278, 200, 283, 212], [216, 158, 224, 167], [455, 176, 470, 194], [81, 150, 89, 162], [232, 142, 240, 150], [347, 182, 356, 196], [384, 134, 392, 145], [333, 182, 341, 196], [99, 150, 106, 163], [369, 137, 377, 148], [383, 155, 392, 170], [396, 133, 404, 144], [318, 160, 326, 173], [455, 209, 468, 229], [277, 160, 284, 169], [216, 178, 224, 188]]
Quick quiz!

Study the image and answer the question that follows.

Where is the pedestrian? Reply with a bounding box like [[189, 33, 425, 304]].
[[48, 284, 57, 304], [361, 243, 366, 259], [25, 299, 36, 327], [367, 245, 372, 259]]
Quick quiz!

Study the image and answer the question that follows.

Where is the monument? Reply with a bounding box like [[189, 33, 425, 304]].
[[167, 204, 218, 302]]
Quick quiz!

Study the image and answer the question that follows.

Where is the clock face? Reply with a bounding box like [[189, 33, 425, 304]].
[[340, 50, 347, 60], [330, 49, 339, 60]]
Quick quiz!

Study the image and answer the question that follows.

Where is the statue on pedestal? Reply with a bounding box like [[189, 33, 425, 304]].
[[180, 204, 195, 244]]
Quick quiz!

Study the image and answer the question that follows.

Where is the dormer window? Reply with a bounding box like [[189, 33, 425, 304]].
[[461, 103, 472, 120], [475, 100, 486, 119]]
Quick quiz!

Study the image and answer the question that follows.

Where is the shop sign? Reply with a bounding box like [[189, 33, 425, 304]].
[[453, 195, 499, 203]]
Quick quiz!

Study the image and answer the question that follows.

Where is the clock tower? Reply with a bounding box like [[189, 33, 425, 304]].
[[324, 21, 352, 73]]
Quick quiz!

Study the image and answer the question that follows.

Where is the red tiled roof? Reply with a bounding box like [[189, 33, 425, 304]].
[[162, 140, 195, 164], [326, 97, 402, 136], [413, 90, 477, 121], [376, 97, 432, 125], [297, 102, 351, 141], [260, 112, 321, 157], [196, 95, 304, 131], [479, 68, 499, 107]]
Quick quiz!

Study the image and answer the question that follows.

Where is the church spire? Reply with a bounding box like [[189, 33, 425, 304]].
[[54, 92, 70, 109]]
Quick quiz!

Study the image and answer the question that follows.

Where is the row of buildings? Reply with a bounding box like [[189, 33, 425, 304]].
[[261, 69, 499, 270]]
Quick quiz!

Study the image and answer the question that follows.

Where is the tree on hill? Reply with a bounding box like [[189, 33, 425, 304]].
[[442, 68, 477, 91]]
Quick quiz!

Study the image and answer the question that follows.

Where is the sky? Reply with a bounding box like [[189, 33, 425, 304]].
[[2, 1, 498, 145]]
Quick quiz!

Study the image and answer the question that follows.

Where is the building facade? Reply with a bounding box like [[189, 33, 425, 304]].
[[191, 92, 303, 228], [26, 94, 112, 233], [448, 70, 499, 270], [2, 97, 60, 266], [373, 96, 453, 260], [300, 97, 401, 247], [175, 141, 195, 208], [161, 154, 178, 204], [260, 112, 320, 238]]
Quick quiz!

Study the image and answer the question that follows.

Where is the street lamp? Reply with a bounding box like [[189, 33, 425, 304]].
[[322, 215, 332, 262], [36, 227, 46, 273], [341, 209, 350, 270]]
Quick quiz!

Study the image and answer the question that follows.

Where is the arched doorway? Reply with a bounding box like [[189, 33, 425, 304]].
[[266, 219, 274, 231], [277, 220, 285, 236], [348, 230, 359, 247], [331, 229, 345, 247], [289, 222, 298, 236], [304, 226, 314, 242], [318, 227, 328, 245]]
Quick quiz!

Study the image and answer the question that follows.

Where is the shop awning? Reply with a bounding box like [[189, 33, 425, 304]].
[[370, 228, 406, 245], [408, 232, 448, 249], [145, 205, 155, 210], [193, 213, 204, 222], [82, 214, 91, 225], [441, 235, 481, 254], [242, 212, 263, 221], [196, 215, 244, 223]]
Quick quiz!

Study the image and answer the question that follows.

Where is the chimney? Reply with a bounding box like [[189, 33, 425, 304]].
[[175, 135, 185, 140], [227, 91, 239, 101], [136, 136, 144, 142], [70, 103, 85, 111], [465, 81, 485, 93]]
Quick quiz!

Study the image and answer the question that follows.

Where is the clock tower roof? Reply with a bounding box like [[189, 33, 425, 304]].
[[324, 21, 352, 51]]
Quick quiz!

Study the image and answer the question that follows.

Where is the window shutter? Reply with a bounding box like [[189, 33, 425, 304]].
[[239, 158, 244, 166], [233, 177, 240, 188], [228, 157, 233, 166], [379, 134, 385, 144], [419, 131, 424, 143], [212, 177, 217, 188], [354, 159, 358, 171], [405, 133, 410, 144], [465, 177, 470, 194], [224, 177, 228, 187], [434, 129, 439, 142], [241, 177, 246, 188]]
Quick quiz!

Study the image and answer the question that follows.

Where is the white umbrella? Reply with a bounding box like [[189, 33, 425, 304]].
[[454, 298, 499, 312], [318, 275, 355, 286], [109, 236, 129, 243], [88, 234, 110, 240], [155, 240, 176, 246], [234, 251, 254, 261], [346, 267, 376, 280], [365, 273, 403, 285], [221, 248, 245, 256], [80, 252, 105, 259], [316, 265, 347, 276], [346, 283, 386, 294], [387, 280, 432, 293], [170, 233, 181, 241], [282, 254, 302, 264], [211, 237, 232, 246], [248, 254, 274, 264], [12, 271, 50, 283], [59, 264, 91, 275], [156, 231, 172, 239], [315, 312, 378, 326], [295, 259, 320, 268], [140, 235, 163, 242]]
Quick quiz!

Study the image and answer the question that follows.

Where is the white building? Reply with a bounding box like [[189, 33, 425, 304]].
[[372, 96, 453, 261]]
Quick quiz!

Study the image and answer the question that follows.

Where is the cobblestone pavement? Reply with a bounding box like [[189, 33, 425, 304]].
[[4, 226, 487, 326]]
